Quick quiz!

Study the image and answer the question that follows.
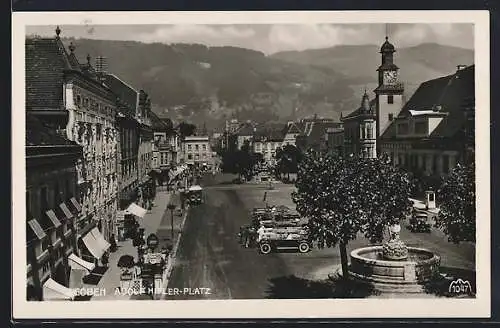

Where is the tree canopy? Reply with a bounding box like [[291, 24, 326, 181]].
[[435, 162, 476, 244], [292, 151, 414, 278], [178, 122, 197, 138]]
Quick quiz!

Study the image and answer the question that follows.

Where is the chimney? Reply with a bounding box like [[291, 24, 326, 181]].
[[456, 65, 467, 72]]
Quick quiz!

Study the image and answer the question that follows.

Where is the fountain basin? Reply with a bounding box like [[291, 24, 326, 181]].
[[349, 246, 440, 293]]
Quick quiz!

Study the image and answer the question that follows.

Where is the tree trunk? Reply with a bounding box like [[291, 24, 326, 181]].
[[339, 242, 349, 279]]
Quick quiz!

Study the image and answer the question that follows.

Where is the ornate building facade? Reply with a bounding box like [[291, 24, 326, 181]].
[[341, 91, 377, 159], [26, 28, 118, 269]]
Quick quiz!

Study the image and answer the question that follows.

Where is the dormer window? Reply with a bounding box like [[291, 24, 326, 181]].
[[414, 121, 428, 135]]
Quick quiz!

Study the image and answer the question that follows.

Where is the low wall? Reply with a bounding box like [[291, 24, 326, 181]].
[[349, 246, 440, 284]]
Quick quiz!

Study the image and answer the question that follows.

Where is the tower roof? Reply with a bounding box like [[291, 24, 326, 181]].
[[380, 36, 396, 53]]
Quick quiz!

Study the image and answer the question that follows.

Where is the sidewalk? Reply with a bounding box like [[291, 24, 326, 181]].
[[90, 190, 173, 300]]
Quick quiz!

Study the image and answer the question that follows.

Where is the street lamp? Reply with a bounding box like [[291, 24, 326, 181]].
[[167, 203, 176, 241]]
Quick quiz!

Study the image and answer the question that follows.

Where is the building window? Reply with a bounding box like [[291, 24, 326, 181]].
[[443, 155, 450, 174], [432, 154, 439, 174], [397, 123, 409, 135], [188, 145, 192, 151], [195, 144, 199, 151], [368, 123, 374, 139], [187, 154, 193, 160], [388, 95, 394, 104], [414, 121, 427, 135], [202, 144, 207, 151], [76, 95, 82, 105], [388, 113, 394, 121]]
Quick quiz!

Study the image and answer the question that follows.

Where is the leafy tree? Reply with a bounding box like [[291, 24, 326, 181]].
[[435, 162, 475, 243], [178, 122, 197, 138], [292, 151, 413, 279]]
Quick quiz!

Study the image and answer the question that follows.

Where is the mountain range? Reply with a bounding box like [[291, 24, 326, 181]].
[[58, 37, 474, 130]]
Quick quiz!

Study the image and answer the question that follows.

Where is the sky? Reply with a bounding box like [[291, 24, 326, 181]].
[[26, 23, 474, 54]]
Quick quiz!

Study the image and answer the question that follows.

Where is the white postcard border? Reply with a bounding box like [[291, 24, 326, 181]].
[[12, 10, 491, 319]]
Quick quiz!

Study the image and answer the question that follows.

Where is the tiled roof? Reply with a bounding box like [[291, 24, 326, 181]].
[[306, 122, 343, 145], [253, 123, 286, 142], [381, 65, 474, 140], [25, 37, 75, 110], [342, 99, 377, 121], [150, 111, 173, 132], [102, 73, 138, 113], [25, 114, 78, 146]]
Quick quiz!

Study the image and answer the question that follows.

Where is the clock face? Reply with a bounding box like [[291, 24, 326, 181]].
[[383, 70, 398, 85]]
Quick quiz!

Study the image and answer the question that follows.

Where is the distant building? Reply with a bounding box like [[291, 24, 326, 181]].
[[341, 91, 377, 159], [182, 136, 213, 169], [252, 124, 287, 164], [380, 65, 475, 181], [325, 126, 345, 156], [235, 121, 256, 150], [295, 119, 343, 154]]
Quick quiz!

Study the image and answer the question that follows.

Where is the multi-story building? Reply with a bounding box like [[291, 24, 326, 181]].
[[341, 91, 377, 158], [101, 73, 141, 239], [136, 91, 155, 209], [294, 118, 343, 154], [25, 114, 83, 300], [325, 126, 345, 157], [26, 28, 118, 269], [252, 125, 286, 164], [380, 64, 475, 183], [182, 136, 213, 169]]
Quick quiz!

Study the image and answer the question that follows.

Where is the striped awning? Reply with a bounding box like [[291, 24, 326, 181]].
[[28, 219, 46, 240], [81, 233, 105, 260], [70, 197, 82, 212], [45, 210, 62, 228], [59, 203, 73, 220], [68, 253, 95, 273], [90, 227, 111, 253], [43, 278, 74, 301]]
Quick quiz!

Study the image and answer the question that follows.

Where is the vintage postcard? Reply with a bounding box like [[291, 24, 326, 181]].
[[12, 10, 490, 319]]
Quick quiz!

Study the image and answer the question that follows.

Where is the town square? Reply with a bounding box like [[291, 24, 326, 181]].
[[20, 20, 478, 304]]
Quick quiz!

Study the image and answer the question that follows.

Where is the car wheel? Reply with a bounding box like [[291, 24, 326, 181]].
[[298, 241, 310, 253], [260, 242, 272, 254]]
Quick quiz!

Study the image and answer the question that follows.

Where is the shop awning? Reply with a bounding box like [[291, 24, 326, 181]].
[[28, 219, 46, 240], [68, 253, 95, 273], [81, 233, 105, 260], [124, 202, 147, 218], [70, 197, 82, 212], [43, 278, 74, 300], [45, 210, 62, 228], [90, 227, 111, 253], [59, 203, 74, 220]]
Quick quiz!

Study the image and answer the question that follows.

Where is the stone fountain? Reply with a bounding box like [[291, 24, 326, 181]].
[[348, 223, 441, 293]]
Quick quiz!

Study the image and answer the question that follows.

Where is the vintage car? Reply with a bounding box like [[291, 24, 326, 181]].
[[186, 185, 204, 205], [409, 210, 431, 233], [257, 226, 311, 254]]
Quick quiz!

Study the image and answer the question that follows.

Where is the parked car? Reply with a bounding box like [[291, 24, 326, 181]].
[[409, 210, 431, 233]]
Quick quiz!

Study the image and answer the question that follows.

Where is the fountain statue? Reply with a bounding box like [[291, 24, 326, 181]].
[[382, 223, 409, 261], [348, 220, 441, 293]]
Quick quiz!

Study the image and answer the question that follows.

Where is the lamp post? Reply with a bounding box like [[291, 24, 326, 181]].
[[167, 203, 176, 242]]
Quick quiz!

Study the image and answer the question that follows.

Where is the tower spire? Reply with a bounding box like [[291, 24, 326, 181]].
[[385, 23, 389, 40]]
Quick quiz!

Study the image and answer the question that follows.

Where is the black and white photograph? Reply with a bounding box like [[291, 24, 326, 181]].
[[12, 11, 490, 319]]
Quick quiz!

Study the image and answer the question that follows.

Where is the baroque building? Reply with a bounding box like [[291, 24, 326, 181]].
[[26, 27, 117, 269], [341, 91, 377, 158]]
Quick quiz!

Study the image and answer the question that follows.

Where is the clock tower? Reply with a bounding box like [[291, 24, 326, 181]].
[[374, 36, 404, 154]]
